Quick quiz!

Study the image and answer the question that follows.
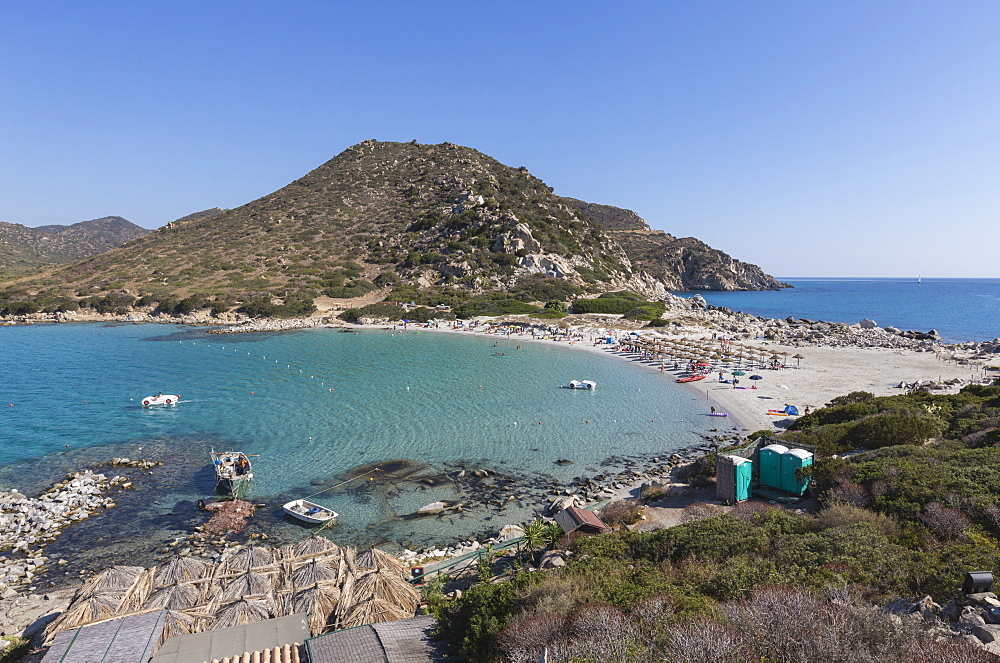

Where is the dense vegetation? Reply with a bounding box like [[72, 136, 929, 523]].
[[571, 291, 666, 320], [435, 384, 1000, 662]]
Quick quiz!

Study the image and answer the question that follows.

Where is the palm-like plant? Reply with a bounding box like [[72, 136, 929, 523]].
[[519, 519, 549, 565]]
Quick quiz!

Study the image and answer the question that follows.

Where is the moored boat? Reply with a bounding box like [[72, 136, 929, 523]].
[[211, 450, 255, 497], [283, 499, 339, 525]]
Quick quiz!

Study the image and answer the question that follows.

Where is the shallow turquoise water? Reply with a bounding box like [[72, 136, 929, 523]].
[[0, 324, 717, 549]]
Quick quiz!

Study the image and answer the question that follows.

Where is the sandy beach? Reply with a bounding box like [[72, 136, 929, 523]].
[[405, 317, 992, 436]]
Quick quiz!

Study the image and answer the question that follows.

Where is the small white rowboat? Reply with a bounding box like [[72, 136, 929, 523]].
[[283, 499, 338, 525]]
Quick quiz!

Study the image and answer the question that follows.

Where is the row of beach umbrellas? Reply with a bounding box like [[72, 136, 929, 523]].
[[625, 336, 805, 368]]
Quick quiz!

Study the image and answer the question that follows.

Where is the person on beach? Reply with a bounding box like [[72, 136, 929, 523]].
[[711, 406, 717, 414]]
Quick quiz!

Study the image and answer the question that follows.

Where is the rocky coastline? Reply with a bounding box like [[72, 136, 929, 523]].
[[0, 459, 157, 599], [3, 301, 998, 357]]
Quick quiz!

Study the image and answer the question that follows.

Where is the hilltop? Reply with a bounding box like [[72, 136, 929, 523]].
[[0, 216, 149, 277], [1, 141, 782, 316]]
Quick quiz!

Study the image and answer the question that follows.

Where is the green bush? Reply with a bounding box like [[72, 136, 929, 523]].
[[435, 572, 546, 663], [92, 293, 135, 314], [0, 300, 39, 315], [236, 296, 274, 317], [173, 296, 204, 315], [273, 292, 316, 318], [850, 413, 941, 448], [623, 303, 666, 320], [339, 303, 406, 322], [453, 297, 539, 318], [571, 297, 639, 314]]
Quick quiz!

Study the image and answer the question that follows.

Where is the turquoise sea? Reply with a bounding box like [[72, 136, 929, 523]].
[[0, 323, 716, 563], [679, 277, 1000, 343]]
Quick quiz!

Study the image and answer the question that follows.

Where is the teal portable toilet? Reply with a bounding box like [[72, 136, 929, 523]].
[[716, 455, 754, 503], [732, 456, 753, 502], [759, 444, 787, 490], [780, 448, 813, 495]]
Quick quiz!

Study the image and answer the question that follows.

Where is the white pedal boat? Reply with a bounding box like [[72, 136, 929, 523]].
[[564, 380, 596, 389], [141, 393, 180, 406]]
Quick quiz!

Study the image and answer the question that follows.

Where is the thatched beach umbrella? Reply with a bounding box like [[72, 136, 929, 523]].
[[211, 597, 273, 630], [78, 565, 146, 598], [291, 582, 342, 635], [221, 570, 273, 601], [147, 582, 203, 611], [793, 353, 805, 367], [160, 610, 198, 643], [225, 545, 274, 572], [155, 556, 210, 586], [341, 597, 417, 628], [356, 548, 408, 577], [45, 592, 122, 638], [353, 570, 421, 612], [292, 534, 339, 557], [291, 559, 339, 587]]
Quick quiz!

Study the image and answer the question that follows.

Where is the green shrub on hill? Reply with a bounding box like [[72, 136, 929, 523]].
[[623, 303, 666, 320], [0, 300, 40, 315], [453, 297, 539, 318], [572, 292, 659, 315], [339, 302, 406, 322]]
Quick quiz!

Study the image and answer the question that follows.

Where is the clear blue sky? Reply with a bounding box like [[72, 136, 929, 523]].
[[2, 1, 998, 278]]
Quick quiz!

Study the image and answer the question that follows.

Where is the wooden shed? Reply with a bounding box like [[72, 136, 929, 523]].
[[554, 506, 611, 535]]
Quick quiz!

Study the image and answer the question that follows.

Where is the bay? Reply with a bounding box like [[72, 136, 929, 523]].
[[0, 323, 717, 555]]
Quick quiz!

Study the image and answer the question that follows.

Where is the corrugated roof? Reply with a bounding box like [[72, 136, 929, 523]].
[[43, 609, 167, 663], [306, 614, 442, 663], [150, 613, 309, 663], [554, 506, 611, 535]]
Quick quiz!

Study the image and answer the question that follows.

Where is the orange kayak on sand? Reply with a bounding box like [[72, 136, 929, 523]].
[[675, 375, 707, 383]]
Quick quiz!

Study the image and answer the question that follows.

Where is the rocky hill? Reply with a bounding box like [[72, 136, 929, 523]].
[[566, 200, 784, 291], [0, 216, 149, 276], [2, 141, 783, 311]]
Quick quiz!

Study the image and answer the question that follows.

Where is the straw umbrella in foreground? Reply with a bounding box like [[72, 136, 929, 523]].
[[44, 592, 123, 642], [225, 545, 274, 572], [147, 582, 203, 611], [291, 581, 342, 635], [211, 596, 273, 629], [291, 535, 339, 558], [341, 597, 417, 628], [220, 570, 273, 601], [356, 548, 409, 577], [159, 610, 198, 645], [78, 565, 146, 598], [155, 556, 210, 586], [353, 569, 421, 614], [291, 559, 339, 587]]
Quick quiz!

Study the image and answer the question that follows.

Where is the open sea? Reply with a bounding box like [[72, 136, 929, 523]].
[[0, 323, 718, 569], [678, 277, 1000, 343]]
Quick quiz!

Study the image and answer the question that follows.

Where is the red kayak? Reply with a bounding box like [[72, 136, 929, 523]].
[[675, 374, 707, 383]]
